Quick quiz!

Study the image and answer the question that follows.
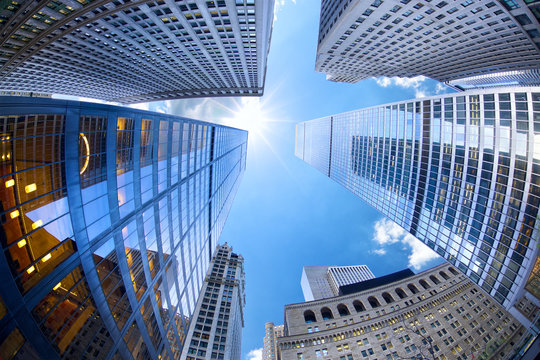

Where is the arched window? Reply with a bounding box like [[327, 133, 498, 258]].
[[439, 271, 449, 280], [430, 275, 441, 284], [449, 267, 459, 275], [353, 300, 366, 312], [395, 288, 407, 299], [337, 304, 350, 316], [408, 283, 419, 294], [304, 310, 316, 323], [321, 307, 333, 320], [419, 279, 430, 289], [382, 292, 394, 304], [368, 296, 381, 308]]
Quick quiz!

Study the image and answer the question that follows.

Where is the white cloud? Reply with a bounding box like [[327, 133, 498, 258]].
[[435, 83, 447, 94], [373, 218, 404, 246], [375, 76, 428, 98], [246, 348, 263, 360], [402, 234, 440, 270], [371, 219, 439, 270]]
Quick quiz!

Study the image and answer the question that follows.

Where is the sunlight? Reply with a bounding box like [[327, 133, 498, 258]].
[[225, 97, 268, 134]]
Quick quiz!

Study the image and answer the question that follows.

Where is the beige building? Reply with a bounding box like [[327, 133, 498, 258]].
[[264, 322, 285, 360], [278, 264, 527, 360]]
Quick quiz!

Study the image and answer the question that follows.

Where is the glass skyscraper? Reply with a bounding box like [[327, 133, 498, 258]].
[[295, 87, 540, 321], [0, 96, 247, 359]]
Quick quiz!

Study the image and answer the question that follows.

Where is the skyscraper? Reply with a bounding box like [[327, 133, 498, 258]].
[[181, 243, 245, 360], [0, 96, 247, 359], [301, 265, 375, 301], [295, 87, 540, 326], [278, 264, 527, 360], [0, 0, 275, 103], [315, 0, 540, 86], [263, 322, 284, 360]]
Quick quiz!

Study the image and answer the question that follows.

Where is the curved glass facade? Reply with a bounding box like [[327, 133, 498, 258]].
[[0, 96, 247, 360], [296, 87, 540, 311]]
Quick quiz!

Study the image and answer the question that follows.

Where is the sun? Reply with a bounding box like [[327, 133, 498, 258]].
[[228, 98, 268, 134]]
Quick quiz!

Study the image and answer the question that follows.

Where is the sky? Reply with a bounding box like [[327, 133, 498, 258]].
[[57, 1, 455, 359]]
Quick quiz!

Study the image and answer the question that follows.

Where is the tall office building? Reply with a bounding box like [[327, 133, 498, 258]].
[[278, 264, 529, 360], [0, 0, 275, 103], [0, 96, 247, 359], [315, 0, 540, 86], [295, 87, 540, 325], [263, 322, 284, 360], [301, 265, 375, 301], [182, 243, 245, 360]]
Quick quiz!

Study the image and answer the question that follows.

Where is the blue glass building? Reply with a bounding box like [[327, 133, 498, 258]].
[[295, 87, 540, 323], [0, 96, 247, 359]]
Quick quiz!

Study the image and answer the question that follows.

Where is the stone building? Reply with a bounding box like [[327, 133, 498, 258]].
[[278, 264, 525, 360], [182, 243, 246, 360], [264, 322, 284, 360]]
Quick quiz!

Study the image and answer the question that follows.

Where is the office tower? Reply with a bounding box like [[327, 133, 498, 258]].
[[301, 265, 375, 301], [0, 0, 275, 103], [315, 0, 540, 86], [278, 264, 528, 360], [0, 96, 247, 359], [181, 243, 245, 360], [295, 87, 540, 324], [263, 322, 284, 360]]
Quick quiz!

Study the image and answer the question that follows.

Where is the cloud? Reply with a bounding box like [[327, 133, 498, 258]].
[[373, 218, 404, 246], [435, 82, 447, 94], [375, 76, 428, 98], [371, 218, 439, 270], [401, 234, 440, 271], [246, 348, 263, 360]]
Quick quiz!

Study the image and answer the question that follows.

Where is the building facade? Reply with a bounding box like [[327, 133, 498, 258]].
[[0, 0, 275, 103], [295, 87, 540, 324], [0, 96, 247, 359], [182, 243, 246, 360], [278, 264, 526, 360], [263, 322, 284, 360], [302, 265, 375, 301], [315, 0, 540, 86]]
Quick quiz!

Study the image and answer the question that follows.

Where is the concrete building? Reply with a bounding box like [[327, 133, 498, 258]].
[[315, 0, 540, 86], [278, 264, 527, 360], [0, 96, 247, 359], [263, 322, 284, 360], [182, 243, 246, 360], [0, 0, 275, 103], [295, 87, 540, 327], [301, 265, 375, 301]]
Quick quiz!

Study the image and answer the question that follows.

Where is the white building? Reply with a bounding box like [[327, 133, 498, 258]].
[[0, 0, 275, 103], [301, 265, 375, 301], [315, 0, 540, 86]]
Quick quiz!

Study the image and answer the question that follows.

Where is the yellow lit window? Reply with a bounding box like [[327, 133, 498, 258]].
[[42, 253, 52, 262], [10, 210, 19, 219], [31, 220, 43, 230], [5, 179, 14, 188], [25, 183, 37, 193], [17, 239, 26, 248], [27, 266, 35, 274], [53, 282, 61, 291]]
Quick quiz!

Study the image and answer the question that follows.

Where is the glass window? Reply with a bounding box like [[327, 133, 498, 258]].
[[32, 266, 113, 357]]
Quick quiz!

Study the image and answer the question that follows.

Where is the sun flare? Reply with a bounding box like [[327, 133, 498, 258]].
[[227, 98, 268, 134]]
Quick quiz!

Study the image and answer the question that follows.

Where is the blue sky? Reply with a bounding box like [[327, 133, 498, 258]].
[[57, 1, 454, 359]]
